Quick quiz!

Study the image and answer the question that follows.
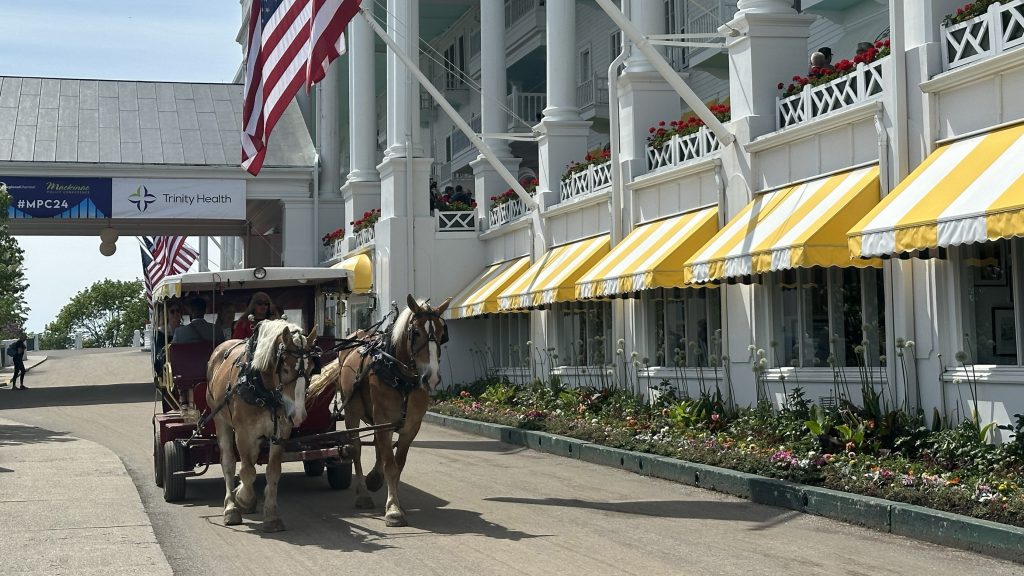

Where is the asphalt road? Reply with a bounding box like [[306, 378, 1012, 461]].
[[2, 348, 1022, 575]]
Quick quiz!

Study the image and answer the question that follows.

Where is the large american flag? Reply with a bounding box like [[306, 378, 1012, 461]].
[[241, 0, 361, 175], [141, 236, 199, 306]]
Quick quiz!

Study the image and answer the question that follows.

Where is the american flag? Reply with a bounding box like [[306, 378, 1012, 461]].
[[142, 236, 199, 305], [241, 0, 361, 175]]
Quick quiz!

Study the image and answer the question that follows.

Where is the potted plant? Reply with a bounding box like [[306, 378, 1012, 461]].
[[351, 208, 381, 233], [562, 147, 611, 182], [489, 178, 537, 211], [321, 227, 344, 247], [647, 102, 731, 149]]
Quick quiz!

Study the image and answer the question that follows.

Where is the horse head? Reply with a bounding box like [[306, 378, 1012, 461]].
[[395, 294, 451, 391], [251, 319, 319, 427]]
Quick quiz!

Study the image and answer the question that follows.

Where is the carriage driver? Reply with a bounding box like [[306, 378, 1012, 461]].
[[174, 297, 227, 345]]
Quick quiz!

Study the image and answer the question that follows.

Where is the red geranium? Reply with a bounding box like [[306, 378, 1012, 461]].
[[646, 102, 731, 149], [351, 208, 381, 233], [321, 227, 344, 247]]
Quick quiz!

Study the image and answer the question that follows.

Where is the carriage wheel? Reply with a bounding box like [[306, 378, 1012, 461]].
[[163, 440, 188, 502], [326, 461, 352, 490], [303, 459, 325, 477], [154, 427, 165, 488]]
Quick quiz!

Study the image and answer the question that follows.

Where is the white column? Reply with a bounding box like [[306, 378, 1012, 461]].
[[280, 198, 315, 266], [386, 0, 422, 158], [198, 237, 209, 272], [623, 0, 664, 74], [480, 0, 511, 157], [542, 0, 580, 122], [736, 0, 796, 14], [347, 14, 379, 182], [319, 62, 344, 197]]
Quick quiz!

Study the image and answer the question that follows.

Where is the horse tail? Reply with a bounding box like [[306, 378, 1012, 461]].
[[307, 356, 342, 400]]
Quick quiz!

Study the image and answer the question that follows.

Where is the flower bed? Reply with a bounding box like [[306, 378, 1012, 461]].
[[321, 227, 344, 247], [646, 103, 730, 150], [490, 178, 537, 211], [943, 0, 1006, 26], [351, 208, 380, 234], [778, 39, 890, 99], [433, 376, 1024, 528], [436, 195, 476, 212], [562, 147, 610, 182]]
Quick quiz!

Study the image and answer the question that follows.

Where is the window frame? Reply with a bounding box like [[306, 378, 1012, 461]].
[[553, 301, 612, 367]]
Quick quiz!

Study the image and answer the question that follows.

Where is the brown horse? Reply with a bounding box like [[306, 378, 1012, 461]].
[[206, 319, 318, 532], [307, 295, 450, 527]]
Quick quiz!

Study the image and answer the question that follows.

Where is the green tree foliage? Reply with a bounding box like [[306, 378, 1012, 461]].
[[0, 186, 30, 337], [41, 279, 147, 349]]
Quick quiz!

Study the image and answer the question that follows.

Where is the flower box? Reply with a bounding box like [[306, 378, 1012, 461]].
[[941, 0, 1024, 70]]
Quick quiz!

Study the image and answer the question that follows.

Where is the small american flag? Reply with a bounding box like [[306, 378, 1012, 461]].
[[145, 237, 198, 301], [241, 0, 360, 175]]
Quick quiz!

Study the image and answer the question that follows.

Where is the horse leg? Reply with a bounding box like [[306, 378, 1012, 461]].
[[374, 428, 407, 527], [261, 440, 286, 532], [349, 411, 375, 510], [216, 423, 243, 526], [234, 426, 260, 515], [381, 394, 427, 527]]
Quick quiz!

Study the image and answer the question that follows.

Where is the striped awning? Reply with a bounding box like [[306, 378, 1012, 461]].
[[685, 166, 880, 283], [447, 256, 531, 319], [498, 235, 610, 310], [330, 254, 372, 294], [850, 123, 1024, 258], [576, 207, 718, 298]]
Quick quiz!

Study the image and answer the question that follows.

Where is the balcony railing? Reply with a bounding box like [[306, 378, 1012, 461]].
[[560, 160, 612, 203], [488, 197, 530, 228], [330, 238, 346, 261], [645, 126, 721, 172], [941, 0, 1024, 71], [505, 0, 538, 29], [576, 74, 609, 110], [354, 226, 375, 250], [687, 0, 737, 35], [436, 211, 476, 232], [776, 57, 888, 130], [450, 114, 482, 163], [506, 88, 546, 130]]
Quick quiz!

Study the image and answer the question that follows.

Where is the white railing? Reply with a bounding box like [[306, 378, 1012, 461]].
[[436, 211, 476, 232], [559, 160, 612, 203], [506, 89, 546, 130], [941, 0, 1024, 71], [354, 226, 375, 249], [645, 126, 722, 172], [505, 0, 537, 29], [488, 197, 530, 228], [450, 114, 481, 160], [776, 57, 888, 130], [576, 74, 609, 109], [331, 238, 346, 261]]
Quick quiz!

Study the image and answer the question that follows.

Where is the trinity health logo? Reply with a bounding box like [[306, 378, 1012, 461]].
[[129, 185, 156, 212]]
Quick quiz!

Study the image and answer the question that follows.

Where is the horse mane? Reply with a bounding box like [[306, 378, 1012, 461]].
[[251, 319, 303, 372], [391, 300, 427, 351], [307, 355, 342, 399]]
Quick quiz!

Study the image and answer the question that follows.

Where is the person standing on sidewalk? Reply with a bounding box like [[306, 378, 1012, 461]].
[[6, 335, 28, 390]]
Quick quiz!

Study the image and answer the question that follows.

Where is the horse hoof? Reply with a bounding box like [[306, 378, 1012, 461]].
[[224, 510, 243, 526], [237, 499, 257, 514], [384, 513, 407, 528], [365, 470, 384, 492], [262, 519, 286, 533], [355, 495, 375, 510]]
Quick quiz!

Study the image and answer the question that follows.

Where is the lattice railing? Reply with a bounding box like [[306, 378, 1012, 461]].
[[645, 126, 722, 172], [941, 0, 1024, 70], [331, 238, 346, 261], [776, 56, 888, 130], [559, 160, 612, 203], [436, 211, 476, 232], [488, 197, 529, 228], [354, 227, 375, 249], [506, 90, 546, 130]]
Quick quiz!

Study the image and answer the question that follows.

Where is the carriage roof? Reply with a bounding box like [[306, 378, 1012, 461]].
[[152, 267, 352, 302]]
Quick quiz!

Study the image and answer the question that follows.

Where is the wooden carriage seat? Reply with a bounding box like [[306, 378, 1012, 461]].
[[168, 341, 216, 390]]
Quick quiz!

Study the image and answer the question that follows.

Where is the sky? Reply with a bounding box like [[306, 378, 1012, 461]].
[[2, 1, 242, 332]]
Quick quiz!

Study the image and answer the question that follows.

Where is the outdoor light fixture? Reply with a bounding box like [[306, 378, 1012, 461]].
[[99, 226, 118, 243], [253, 267, 267, 279]]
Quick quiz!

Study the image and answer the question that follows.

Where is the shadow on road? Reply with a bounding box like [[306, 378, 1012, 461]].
[[0, 422, 74, 447], [0, 381, 156, 410], [410, 439, 527, 455]]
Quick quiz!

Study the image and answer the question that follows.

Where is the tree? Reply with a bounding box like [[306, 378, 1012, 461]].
[[0, 186, 29, 338], [41, 279, 148, 349]]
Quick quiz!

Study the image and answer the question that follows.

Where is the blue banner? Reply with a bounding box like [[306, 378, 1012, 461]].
[[1, 176, 112, 219]]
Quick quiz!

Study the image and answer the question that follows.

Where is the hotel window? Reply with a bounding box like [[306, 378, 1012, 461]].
[[492, 313, 530, 367], [555, 301, 612, 366], [647, 288, 722, 367], [577, 46, 593, 86], [960, 239, 1020, 365], [771, 267, 886, 368]]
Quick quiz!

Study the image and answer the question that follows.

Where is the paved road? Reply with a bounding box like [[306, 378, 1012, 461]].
[[2, 348, 1022, 575]]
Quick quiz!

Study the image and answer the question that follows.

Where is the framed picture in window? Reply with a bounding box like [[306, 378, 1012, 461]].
[[992, 307, 1017, 357], [973, 245, 1008, 286]]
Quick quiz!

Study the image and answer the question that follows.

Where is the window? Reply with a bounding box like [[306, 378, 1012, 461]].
[[647, 288, 721, 367], [555, 301, 612, 366], [443, 36, 466, 89], [492, 313, 530, 367], [349, 299, 374, 331], [609, 29, 622, 60], [960, 239, 1020, 365], [771, 267, 885, 368], [577, 46, 592, 86]]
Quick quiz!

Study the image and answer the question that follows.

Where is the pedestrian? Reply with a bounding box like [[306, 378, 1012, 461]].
[[6, 335, 28, 390]]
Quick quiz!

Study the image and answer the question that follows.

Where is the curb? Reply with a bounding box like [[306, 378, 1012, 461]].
[[424, 411, 1024, 563], [0, 354, 47, 375]]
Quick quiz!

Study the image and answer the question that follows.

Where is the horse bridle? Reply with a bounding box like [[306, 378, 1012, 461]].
[[273, 329, 322, 384], [408, 309, 449, 356]]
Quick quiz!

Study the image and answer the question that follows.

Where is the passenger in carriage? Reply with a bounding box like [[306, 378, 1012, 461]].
[[153, 302, 183, 374], [173, 297, 226, 345], [214, 302, 236, 342], [231, 291, 279, 340]]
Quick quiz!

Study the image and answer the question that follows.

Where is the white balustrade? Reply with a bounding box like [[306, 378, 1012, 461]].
[[331, 238, 346, 261], [505, 0, 537, 29], [776, 56, 888, 130], [436, 211, 476, 232], [354, 226, 375, 249], [559, 160, 612, 203], [941, 0, 1024, 71], [488, 197, 530, 228], [506, 90, 546, 130], [645, 126, 722, 172]]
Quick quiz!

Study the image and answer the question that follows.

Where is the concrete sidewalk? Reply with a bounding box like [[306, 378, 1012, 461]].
[[0, 354, 48, 387], [0, 415, 172, 576]]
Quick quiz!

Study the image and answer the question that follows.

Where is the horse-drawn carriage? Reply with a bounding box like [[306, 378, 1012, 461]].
[[151, 267, 356, 504]]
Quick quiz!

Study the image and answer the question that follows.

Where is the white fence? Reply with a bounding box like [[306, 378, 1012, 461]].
[[941, 0, 1024, 70], [331, 238, 346, 261], [506, 89, 546, 130], [488, 197, 530, 228], [776, 57, 888, 130], [436, 211, 476, 232], [645, 126, 721, 172], [559, 160, 612, 203], [576, 74, 609, 110], [354, 226, 375, 250]]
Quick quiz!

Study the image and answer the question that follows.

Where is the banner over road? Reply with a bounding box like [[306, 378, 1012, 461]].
[[1, 176, 112, 219], [111, 178, 246, 220]]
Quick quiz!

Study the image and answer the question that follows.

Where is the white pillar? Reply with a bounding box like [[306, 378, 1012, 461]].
[[347, 14, 379, 182], [480, 0, 511, 157], [736, 0, 796, 14], [386, 0, 422, 158], [623, 0, 664, 74], [542, 0, 581, 122], [319, 62, 344, 197], [198, 236, 209, 272], [280, 198, 315, 266]]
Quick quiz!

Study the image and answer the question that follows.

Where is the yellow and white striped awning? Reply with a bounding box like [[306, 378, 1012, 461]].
[[498, 235, 610, 310], [330, 254, 372, 294], [447, 256, 531, 320], [850, 123, 1024, 258], [576, 207, 718, 298], [685, 165, 880, 283]]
